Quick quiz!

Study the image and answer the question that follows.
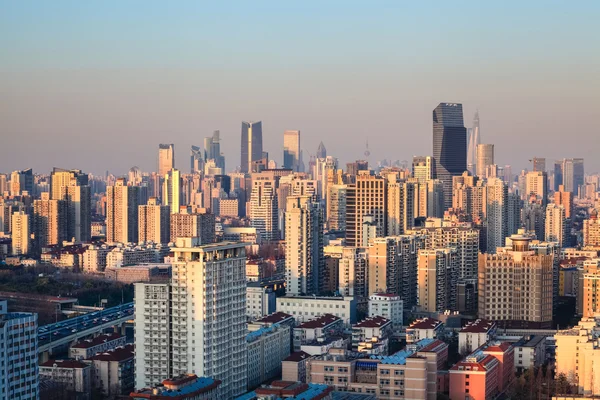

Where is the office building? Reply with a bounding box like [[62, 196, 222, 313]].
[[241, 121, 263, 173], [283, 130, 301, 172], [432, 103, 468, 209], [191, 145, 203, 174], [412, 156, 434, 182], [387, 176, 414, 235], [478, 235, 554, 328], [138, 197, 170, 244], [554, 184, 574, 219], [369, 293, 404, 333], [525, 171, 548, 205], [486, 178, 508, 253], [467, 110, 480, 175], [106, 178, 142, 244], [561, 158, 585, 195], [345, 173, 386, 247], [285, 196, 324, 296], [158, 143, 175, 176], [545, 204, 567, 248], [532, 157, 546, 172], [0, 300, 38, 400], [476, 144, 494, 179], [135, 239, 247, 398], [417, 248, 458, 313], [11, 211, 29, 256], [204, 130, 225, 171], [162, 169, 181, 214]]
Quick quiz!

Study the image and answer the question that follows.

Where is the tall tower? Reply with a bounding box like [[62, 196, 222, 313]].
[[486, 178, 508, 253], [138, 197, 170, 244], [51, 168, 91, 242], [241, 121, 263, 173], [158, 144, 175, 176], [134, 240, 247, 398], [432, 103, 467, 209], [545, 204, 567, 248], [417, 248, 458, 313], [190, 145, 203, 174], [33, 193, 66, 254], [162, 169, 181, 214], [316, 141, 327, 159], [106, 178, 141, 243], [345, 173, 387, 247], [250, 177, 279, 241], [11, 211, 29, 256], [467, 110, 480, 175], [285, 196, 324, 295], [476, 144, 494, 179], [283, 130, 301, 171]]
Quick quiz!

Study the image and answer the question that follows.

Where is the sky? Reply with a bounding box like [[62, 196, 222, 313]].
[[1, 1, 599, 176]]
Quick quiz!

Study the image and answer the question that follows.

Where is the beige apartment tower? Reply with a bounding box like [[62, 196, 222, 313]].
[[138, 197, 170, 244], [106, 178, 141, 244], [346, 172, 386, 247], [417, 248, 458, 313], [158, 144, 175, 176], [11, 211, 30, 256]]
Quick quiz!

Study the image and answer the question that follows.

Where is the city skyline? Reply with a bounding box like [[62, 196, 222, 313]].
[[1, 2, 599, 174]]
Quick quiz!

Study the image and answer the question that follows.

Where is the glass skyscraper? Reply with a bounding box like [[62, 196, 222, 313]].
[[241, 121, 263, 173]]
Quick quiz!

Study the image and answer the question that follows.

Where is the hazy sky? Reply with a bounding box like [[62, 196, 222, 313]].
[[1, 1, 599, 176]]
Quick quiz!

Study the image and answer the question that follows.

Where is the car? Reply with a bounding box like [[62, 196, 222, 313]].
[[71, 329, 77, 333]]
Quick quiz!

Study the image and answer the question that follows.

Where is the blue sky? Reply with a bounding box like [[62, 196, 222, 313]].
[[1, 1, 599, 174]]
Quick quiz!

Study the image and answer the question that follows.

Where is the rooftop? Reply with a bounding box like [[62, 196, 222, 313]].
[[256, 311, 293, 324], [373, 338, 436, 365], [131, 375, 221, 399], [408, 317, 442, 330], [297, 314, 341, 329], [88, 344, 134, 362], [236, 382, 333, 400], [71, 333, 123, 349], [247, 324, 279, 343], [451, 350, 499, 372], [460, 319, 496, 333], [515, 335, 545, 348], [484, 341, 512, 353], [284, 351, 312, 363], [40, 359, 89, 369], [354, 316, 390, 328]]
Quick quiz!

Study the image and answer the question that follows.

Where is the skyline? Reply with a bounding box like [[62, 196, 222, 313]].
[[1, 1, 599, 175]]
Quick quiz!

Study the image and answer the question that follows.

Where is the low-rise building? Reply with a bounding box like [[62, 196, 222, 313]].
[[282, 351, 312, 382], [236, 381, 334, 400], [246, 323, 291, 389], [222, 227, 261, 245], [277, 295, 357, 325], [246, 283, 276, 319], [82, 244, 113, 273], [352, 316, 393, 356], [513, 335, 546, 372], [369, 293, 404, 334], [406, 318, 444, 344], [293, 314, 344, 351], [129, 375, 221, 400], [86, 344, 135, 396], [458, 319, 497, 355], [106, 242, 169, 268], [39, 359, 92, 397], [105, 263, 171, 284], [69, 333, 126, 360]]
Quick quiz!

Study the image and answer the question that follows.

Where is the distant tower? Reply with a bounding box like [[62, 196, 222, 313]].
[[158, 144, 175, 176], [241, 121, 263, 173], [283, 130, 301, 171], [316, 141, 327, 159], [467, 111, 480, 174]]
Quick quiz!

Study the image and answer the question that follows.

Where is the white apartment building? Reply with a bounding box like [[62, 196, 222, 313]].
[[458, 319, 497, 355], [246, 283, 276, 319], [82, 244, 112, 273], [545, 204, 567, 248], [69, 333, 126, 360], [246, 323, 291, 389], [39, 360, 91, 396], [276, 295, 357, 325], [11, 211, 29, 255], [134, 239, 247, 399], [514, 335, 546, 372], [250, 178, 279, 242], [369, 293, 404, 333], [0, 300, 38, 400], [106, 242, 168, 268]]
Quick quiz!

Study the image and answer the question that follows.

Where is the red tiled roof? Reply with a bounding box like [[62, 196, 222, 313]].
[[451, 354, 498, 372], [87, 344, 134, 362], [355, 316, 390, 328], [419, 339, 448, 353], [409, 318, 442, 330], [256, 312, 293, 324], [284, 351, 311, 362], [460, 319, 496, 333], [71, 333, 122, 349], [484, 342, 512, 353], [40, 359, 89, 369], [298, 314, 340, 329]]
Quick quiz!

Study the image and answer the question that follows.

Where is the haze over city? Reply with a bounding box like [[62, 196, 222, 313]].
[[2, 1, 599, 175]]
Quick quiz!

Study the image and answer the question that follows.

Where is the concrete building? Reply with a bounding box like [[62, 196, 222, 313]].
[[486, 178, 508, 253], [476, 144, 494, 179], [351, 316, 393, 356], [0, 300, 38, 400], [338, 246, 368, 298], [219, 199, 239, 217], [285, 196, 324, 296], [107, 178, 142, 244], [369, 293, 404, 333], [250, 177, 279, 241], [246, 323, 291, 389], [50, 168, 92, 242], [283, 130, 301, 172], [478, 234, 554, 328], [584, 212, 600, 248], [554, 184, 574, 219], [387, 176, 415, 235], [222, 227, 261, 245], [241, 121, 263, 173], [87, 344, 135, 397], [346, 173, 386, 247], [307, 339, 448, 399], [33, 193, 66, 254], [130, 375, 221, 400], [545, 204, 567, 248], [11, 210, 29, 255], [458, 319, 497, 355], [69, 333, 126, 360], [525, 171, 548, 205], [134, 239, 247, 398], [138, 197, 170, 244], [236, 381, 333, 400], [277, 296, 357, 325], [170, 210, 215, 244], [158, 143, 175, 177], [326, 184, 347, 231], [105, 263, 170, 283], [406, 318, 444, 344], [513, 335, 546, 372], [105, 242, 167, 268], [281, 351, 312, 383], [417, 248, 458, 313], [39, 359, 91, 398], [412, 156, 434, 183], [246, 283, 276, 319], [293, 314, 344, 352], [82, 244, 112, 273]]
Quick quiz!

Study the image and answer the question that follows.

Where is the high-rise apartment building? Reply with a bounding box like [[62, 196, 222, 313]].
[[241, 121, 263, 173], [532, 157, 546, 172], [169, 210, 215, 244], [412, 156, 434, 182], [478, 235, 554, 328], [0, 300, 39, 400], [432, 103, 467, 209], [486, 178, 508, 253], [452, 172, 486, 223], [158, 144, 175, 176], [11, 211, 29, 256], [545, 204, 567, 248], [522, 202, 546, 241], [554, 184, 574, 219], [338, 247, 368, 298], [162, 169, 182, 214], [134, 239, 247, 398], [106, 178, 142, 244], [51, 168, 91, 242], [345, 173, 386, 247], [285, 196, 324, 296], [417, 248, 458, 313], [33, 192, 66, 254], [476, 144, 494, 179], [386, 176, 414, 236], [283, 130, 301, 172], [525, 171, 548, 205], [326, 184, 347, 231], [250, 177, 279, 242], [138, 197, 170, 244], [584, 212, 600, 248], [467, 110, 480, 175], [9, 168, 33, 196]]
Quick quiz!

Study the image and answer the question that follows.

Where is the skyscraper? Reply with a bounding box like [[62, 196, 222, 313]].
[[316, 141, 327, 159], [204, 130, 225, 171], [250, 177, 279, 241], [525, 171, 548, 205], [561, 158, 585, 195], [241, 121, 263, 173], [486, 178, 508, 253], [285, 196, 324, 295], [138, 197, 170, 244], [532, 157, 546, 172], [554, 185, 574, 219], [33, 193, 66, 254], [162, 169, 182, 214], [545, 204, 567, 248], [432, 103, 467, 209], [476, 144, 494, 179], [417, 248, 458, 313], [467, 110, 480, 175], [386, 176, 415, 235], [190, 145, 203, 174], [11, 211, 29, 255], [106, 178, 142, 243], [158, 144, 175, 176], [134, 239, 247, 398], [345, 173, 387, 247], [283, 130, 301, 171]]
